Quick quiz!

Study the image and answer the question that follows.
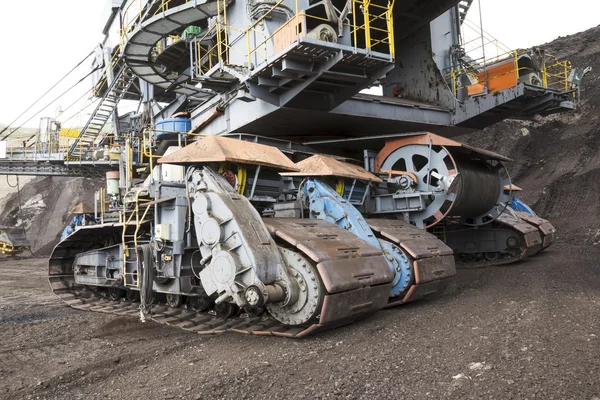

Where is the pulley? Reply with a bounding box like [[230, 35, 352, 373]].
[[376, 142, 511, 228]]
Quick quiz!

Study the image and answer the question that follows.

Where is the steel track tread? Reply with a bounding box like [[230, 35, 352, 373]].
[[515, 212, 556, 249], [365, 219, 456, 306], [451, 214, 544, 269], [48, 276, 330, 338], [48, 218, 394, 338]]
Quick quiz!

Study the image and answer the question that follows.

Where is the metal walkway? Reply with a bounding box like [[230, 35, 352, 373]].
[[0, 159, 119, 177], [121, 0, 218, 98]]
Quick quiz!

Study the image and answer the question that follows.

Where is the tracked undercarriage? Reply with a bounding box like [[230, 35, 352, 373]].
[[0, 0, 561, 339], [48, 133, 553, 337]]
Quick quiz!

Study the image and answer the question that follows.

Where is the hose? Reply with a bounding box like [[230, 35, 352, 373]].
[[138, 244, 155, 320]]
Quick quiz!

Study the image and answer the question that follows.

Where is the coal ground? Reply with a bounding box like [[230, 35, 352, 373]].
[[0, 245, 599, 400]]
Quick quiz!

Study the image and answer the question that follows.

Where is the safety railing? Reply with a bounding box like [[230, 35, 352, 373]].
[[3, 135, 144, 165], [543, 55, 572, 92], [191, 0, 394, 79], [121, 191, 153, 288], [446, 49, 573, 99], [92, 49, 123, 98], [120, 0, 191, 48]]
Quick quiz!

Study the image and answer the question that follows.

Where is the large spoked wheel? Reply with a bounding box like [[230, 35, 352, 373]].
[[379, 144, 458, 228]]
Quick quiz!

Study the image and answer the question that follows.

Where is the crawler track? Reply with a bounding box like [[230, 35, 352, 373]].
[[446, 214, 543, 269], [515, 212, 556, 250], [49, 219, 399, 338], [366, 219, 456, 307]]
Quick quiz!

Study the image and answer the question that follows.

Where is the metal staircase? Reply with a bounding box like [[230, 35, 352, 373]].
[[458, 0, 474, 24], [67, 66, 136, 159]]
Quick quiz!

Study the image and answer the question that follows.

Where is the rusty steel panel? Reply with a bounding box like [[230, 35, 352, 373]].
[[264, 218, 383, 262], [414, 256, 456, 285], [539, 222, 557, 237], [516, 212, 557, 249], [368, 220, 432, 243], [496, 214, 543, 258], [400, 279, 453, 304], [317, 256, 394, 294], [399, 238, 454, 259], [158, 135, 299, 171], [522, 232, 543, 258], [366, 218, 456, 305], [319, 285, 390, 324], [281, 154, 383, 183], [374, 132, 512, 172]]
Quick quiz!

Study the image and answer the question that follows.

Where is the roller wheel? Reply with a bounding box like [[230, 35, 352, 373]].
[[243, 306, 265, 318], [215, 302, 238, 318], [166, 294, 183, 308], [108, 287, 125, 301], [187, 296, 213, 312], [126, 289, 140, 302]]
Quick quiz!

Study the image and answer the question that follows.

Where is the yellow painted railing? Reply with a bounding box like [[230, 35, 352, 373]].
[[121, 192, 153, 288], [93, 49, 122, 97], [446, 49, 573, 99], [194, 0, 394, 76]]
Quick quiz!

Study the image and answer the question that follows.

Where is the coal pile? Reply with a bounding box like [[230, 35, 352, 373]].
[[459, 26, 600, 245]]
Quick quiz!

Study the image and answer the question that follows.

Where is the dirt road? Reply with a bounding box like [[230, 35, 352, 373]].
[[1, 245, 599, 400]]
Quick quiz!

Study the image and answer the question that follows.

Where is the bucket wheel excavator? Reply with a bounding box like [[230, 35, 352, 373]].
[[27, 0, 577, 337]]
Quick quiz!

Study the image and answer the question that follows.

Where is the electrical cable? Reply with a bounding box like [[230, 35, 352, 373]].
[[0, 50, 94, 138], [0, 67, 99, 141]]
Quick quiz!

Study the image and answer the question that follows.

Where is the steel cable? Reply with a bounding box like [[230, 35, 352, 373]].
[[0, 50, 95, 139]]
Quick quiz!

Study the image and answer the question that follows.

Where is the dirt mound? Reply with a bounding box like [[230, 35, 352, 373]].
[[0, 176, 101, 255], [457, 26, 600, 246]]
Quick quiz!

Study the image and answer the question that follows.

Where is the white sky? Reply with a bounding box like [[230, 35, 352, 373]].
[[0, 0, 598, 128]]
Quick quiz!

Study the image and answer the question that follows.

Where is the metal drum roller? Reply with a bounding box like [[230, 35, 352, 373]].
[[377, 142, 511, 228]]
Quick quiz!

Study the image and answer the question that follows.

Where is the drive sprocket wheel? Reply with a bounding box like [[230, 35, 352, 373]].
[[266, 247, 323, 326]]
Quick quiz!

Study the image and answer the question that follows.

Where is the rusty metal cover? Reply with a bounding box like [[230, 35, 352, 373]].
[[317, 257, 394, 294], [157, 136, 299, 171], [319, 286, 390, 324], [281, 154, 383, 183], [374, 132, 512, 172], [504, 184, 523, 191], [69, 201, 95, 215]]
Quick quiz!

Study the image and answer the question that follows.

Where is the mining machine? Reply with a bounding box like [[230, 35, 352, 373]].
[[0, 0, 582, 336]]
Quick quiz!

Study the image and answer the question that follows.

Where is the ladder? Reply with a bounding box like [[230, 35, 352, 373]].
[[67, 65, 136, 160], [458, 0, 474, 24], [121, 195, 154, 289]]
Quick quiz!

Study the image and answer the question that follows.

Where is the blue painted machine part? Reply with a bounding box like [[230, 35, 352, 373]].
[[60, 214, 95, 241], [508, 196, 536, 216], [302, 179, 412, 297], [155, 117, 191, 140]]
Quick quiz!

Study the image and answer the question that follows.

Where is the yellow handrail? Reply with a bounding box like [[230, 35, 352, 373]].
[[446, 48, 573, 98], [194, 0, 395, 78]]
